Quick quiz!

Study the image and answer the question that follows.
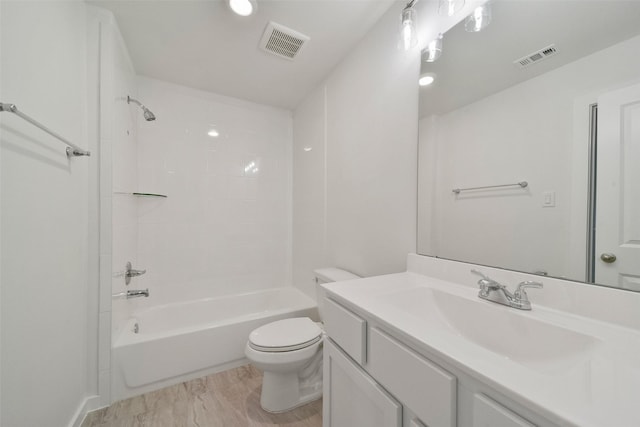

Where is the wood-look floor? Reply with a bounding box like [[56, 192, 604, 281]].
[[82, 365, 322, 427]]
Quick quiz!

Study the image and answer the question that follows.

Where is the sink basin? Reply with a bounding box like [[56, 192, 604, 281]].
[[382, 287, 600, 374]]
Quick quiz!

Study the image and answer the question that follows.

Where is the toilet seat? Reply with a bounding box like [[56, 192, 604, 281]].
[[249, 318, 322, 353]]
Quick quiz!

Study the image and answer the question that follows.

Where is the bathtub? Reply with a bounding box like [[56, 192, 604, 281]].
[[112, 287, 317, 400]]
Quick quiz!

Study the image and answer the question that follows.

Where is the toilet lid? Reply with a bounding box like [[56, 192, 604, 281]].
[[249, 318, 322, 352]]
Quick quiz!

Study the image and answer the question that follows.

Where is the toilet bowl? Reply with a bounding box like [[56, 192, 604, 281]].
[[244, 268, 359, 413], [245, 317, 324, 412]]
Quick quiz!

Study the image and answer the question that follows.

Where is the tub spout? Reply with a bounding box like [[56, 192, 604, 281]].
[[126, 289, 150, 299], [113, 289, 150, 299]]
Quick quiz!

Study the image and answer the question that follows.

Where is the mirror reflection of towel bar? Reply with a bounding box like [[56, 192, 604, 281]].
[[452, 181, 528, 194]]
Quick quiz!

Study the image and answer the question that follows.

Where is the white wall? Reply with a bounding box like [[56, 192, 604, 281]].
[[134, 77, 292, 305], [323, 1, 419, 278], [292, 86, 327, 298], [418, 34, 640, 280], [292, 2, 421, 283], [290, 0, 480, 285], [0, 1, 96, 425]]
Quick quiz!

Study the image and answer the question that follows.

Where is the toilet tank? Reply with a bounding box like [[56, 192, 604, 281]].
[[314, 268, 360, 320]]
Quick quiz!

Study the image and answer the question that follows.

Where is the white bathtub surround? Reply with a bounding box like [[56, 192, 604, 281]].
[[108, 77, 295, 402], [112, 287, 315, 400], [133, 76, 293, 307], [322, 253, 640, 426], [96, 9, 141, 384]]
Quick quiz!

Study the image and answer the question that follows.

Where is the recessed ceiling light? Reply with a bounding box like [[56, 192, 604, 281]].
[[303, 147, 313, 152], [229, 0, 256, 16], [419, 73, 436, 86], [208, 129, 219, 137]]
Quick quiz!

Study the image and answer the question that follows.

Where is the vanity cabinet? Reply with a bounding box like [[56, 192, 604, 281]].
[[323, 297, 543, 427], [323, 339, 402, 427]]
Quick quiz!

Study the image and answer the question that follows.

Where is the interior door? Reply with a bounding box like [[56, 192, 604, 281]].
[[595, 82, 640, 289]]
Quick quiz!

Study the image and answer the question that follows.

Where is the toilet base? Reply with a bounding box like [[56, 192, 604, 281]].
[[260, 370, 322, 413], [256, 345, 323, 413]]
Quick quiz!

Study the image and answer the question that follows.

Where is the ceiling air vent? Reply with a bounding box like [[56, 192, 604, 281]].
[[259, 21, 310, 60], [513, 44, 558, 69]]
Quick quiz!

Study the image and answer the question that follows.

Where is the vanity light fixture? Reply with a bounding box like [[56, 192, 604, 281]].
[[424, 34, 443, 62], [438, 0, 465, 17], [229, 0, 256, 16], [465, 3, 492, 32], [419, 73, 436, 86], [400, 0, 418, 51]]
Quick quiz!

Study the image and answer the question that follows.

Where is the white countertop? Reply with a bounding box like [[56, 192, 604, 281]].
[[323, 271, 640, 427]]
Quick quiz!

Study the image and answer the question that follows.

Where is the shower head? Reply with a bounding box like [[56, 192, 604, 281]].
[[142, 107, 156, 121], [127, 96, 156, 121]]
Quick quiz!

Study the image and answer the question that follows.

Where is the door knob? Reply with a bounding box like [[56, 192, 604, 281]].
[[600, 253, 617, 263]]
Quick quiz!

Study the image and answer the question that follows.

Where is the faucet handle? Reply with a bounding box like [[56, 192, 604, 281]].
[[471, 269, 503, 289], [125, 261, 146, 285], [471, 270, 504, 299], [514, 281, 543, 300], [126, 268, 147, 277], [471, 269, 491, 280]]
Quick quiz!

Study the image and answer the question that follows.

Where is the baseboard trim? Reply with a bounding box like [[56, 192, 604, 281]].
[[69, 395, 105, 427]]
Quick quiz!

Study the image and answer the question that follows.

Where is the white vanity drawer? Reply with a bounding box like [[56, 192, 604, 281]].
[[473, 394, 535, 427], [368, 327, 457, 427], [323, 298, 367, 364]]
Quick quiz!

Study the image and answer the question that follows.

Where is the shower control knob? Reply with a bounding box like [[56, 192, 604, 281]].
[[125, 261, 147, 285], [600, 253, 617, 264]]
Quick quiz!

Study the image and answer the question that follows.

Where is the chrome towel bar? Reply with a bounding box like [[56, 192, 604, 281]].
[[0, 102, 90, 157], [452, 181, 528, 194]]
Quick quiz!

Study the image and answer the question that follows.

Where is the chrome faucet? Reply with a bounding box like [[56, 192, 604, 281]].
[[471, 270, 542, 310], [125, 261, 146, 285], [112, 289, 150, 299]]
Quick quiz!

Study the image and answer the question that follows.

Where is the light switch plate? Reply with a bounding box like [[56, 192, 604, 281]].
[[542, 191, 556, 207]]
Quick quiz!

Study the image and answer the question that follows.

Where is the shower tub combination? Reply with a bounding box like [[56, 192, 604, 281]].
[[112, 287, 317, 400]]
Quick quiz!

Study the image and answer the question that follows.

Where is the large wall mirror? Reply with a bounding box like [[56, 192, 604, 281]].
[[417, 0, 640, 291]]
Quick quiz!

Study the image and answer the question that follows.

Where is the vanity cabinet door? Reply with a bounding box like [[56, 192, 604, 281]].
[[323, 339, 402, 427], [473, 394, 535, 427]]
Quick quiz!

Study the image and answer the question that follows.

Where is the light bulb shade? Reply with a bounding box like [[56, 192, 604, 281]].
[[465, 3, 492, 32], [424, 34, 443, 63], [229, 0, 255, 16], [399, 6, 418, 51], [438, 0, 465, 17]]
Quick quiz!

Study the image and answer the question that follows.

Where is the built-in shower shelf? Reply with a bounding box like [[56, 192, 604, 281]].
[[132, 192, 167, 198], [114, 191, 168, 198]]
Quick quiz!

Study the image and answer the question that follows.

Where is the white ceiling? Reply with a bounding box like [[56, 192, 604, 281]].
[[419, 0, 640, 117], [89, 0, 397, 109]]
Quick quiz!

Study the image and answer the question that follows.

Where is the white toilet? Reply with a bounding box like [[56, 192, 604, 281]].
[[245, 268, 360, 413]]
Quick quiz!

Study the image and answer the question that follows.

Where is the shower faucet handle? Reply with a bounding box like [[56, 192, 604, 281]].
[[125, 261, 146, 285]]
